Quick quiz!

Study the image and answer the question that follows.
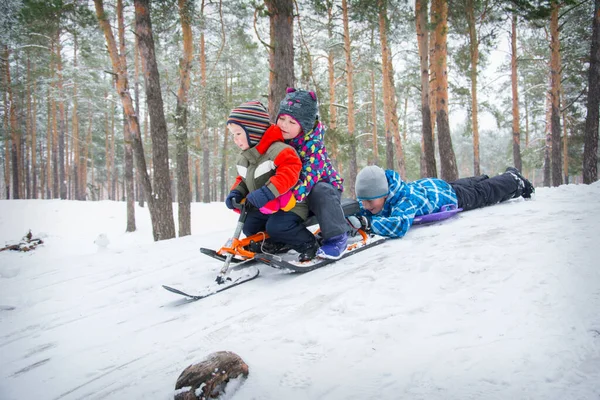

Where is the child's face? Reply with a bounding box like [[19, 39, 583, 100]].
[[360, 197, 387, 215], [228, 123, 250, 150], [277, 115, 303, 140]]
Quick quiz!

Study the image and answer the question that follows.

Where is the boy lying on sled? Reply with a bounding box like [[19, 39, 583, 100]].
[[352, 165, 535, 238]]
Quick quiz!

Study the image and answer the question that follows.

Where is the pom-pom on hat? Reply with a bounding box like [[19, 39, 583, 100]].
[[227, 101, 271, 147], [355, 165, 389, 200], [277, 88, 318, 135]]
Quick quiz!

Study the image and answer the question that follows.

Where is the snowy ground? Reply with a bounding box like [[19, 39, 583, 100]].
[[1, 183, 600, 400]]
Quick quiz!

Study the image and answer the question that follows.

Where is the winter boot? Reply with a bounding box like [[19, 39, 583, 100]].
[[247, 239, 291, 255], [505, 167, 535, 199], [295, 238, 320, 262], [316, 232, 348, 260]]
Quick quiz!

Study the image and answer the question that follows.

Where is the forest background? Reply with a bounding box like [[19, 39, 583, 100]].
[[0, 0, 598, 241]]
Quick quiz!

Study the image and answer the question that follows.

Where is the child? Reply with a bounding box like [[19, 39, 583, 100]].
[[225, 100, 319, 261], [354, 165, 535, 238], [276, 88, 348, 260]]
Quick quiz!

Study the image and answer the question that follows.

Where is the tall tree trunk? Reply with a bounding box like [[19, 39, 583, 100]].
[[432, 0, 458, 181], [134, 18, 144, 207], [370, 67, 378, 164], [199, 0, 210, 204], [72, 36, 81, 200], [117, 0, 136, 231], [562, 108, 568, 183], [429, 0, 438, 141], [380, 7, 405, 178], [511, 13, 523, 171], [466, 0, 480, 175], [134, 0, 176, 240], [326, 1, 339, 167], [379, 7, 393, 170], [265, 0, 295, 120], [94, 0, 171, 241], [549, 1, 562, 186], [2, 63, 9, 199], [81, 108, 93, 200], [26, 58, 31, 198], [57, 32, 67, 199], [175, 0, 193, 236], [219, 71, 229, 202], [32, 74, 37, 198], [46, 84, 52, 198], [543, 90, 552, 187], [583, 0, 600, 184], [342, 0, 358, 196], [5, 46, 21, 199]]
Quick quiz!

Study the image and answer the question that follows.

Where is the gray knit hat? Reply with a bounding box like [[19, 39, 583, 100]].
[[355, 166, 389, 200], [277, 88, 318, 135]]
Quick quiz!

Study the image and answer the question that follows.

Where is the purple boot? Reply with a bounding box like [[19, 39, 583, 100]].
[[316, 232, 348, 260]]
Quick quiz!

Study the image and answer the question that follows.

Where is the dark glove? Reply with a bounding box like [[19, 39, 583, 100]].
[[225, 190, 243, 210], [347, 215, 370, 234], [246, 186, 275, 209], [358, 215, 370, 231]]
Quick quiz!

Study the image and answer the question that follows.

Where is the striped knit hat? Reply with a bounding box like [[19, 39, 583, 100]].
[[227, 101, 271, 147]]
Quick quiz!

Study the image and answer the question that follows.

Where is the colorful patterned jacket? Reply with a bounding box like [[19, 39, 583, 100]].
[[360, 169, 458, 238], [231, 125, 308, 219], [286, 121, 344, 202]]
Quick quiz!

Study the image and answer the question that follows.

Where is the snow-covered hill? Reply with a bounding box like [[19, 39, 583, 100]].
[[1, 183, 599, 400]]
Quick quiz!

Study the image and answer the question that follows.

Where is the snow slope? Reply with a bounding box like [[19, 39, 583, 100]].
[[1, 183, 599, 400]]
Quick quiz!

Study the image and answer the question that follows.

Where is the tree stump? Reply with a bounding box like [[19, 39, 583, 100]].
[[174, 351, 249, 400]]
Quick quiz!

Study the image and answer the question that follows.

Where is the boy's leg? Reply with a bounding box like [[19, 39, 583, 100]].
[[449, 174, 489, 187], [266, 211, 319, 260], [242, 209, 269, 237], [450, 172, 520, 211], [306, 182, 347, 240], [265, 211, 316, 248]]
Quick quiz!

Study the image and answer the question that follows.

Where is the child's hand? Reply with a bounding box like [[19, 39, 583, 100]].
[[225, 190, 243, 209], [246, 187, 275, 209]]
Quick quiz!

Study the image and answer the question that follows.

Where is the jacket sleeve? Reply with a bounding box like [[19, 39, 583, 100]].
[[231, 176, 249, 196], [368, 199, 418, 238], [265, 147, 302, 197], [292, 141, 323, 202]]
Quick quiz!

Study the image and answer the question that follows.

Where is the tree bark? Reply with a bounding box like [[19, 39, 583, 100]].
[[265, 0, 295, 120], [543, 91, 552, 187], [134, 0, 176, 240], [32, 72, 37, 198], [2, 62, 9, 199], [199, 0, 210, 204], [370, 67, 378, 164], [511, 13, 523, 172], [117, 0, 136, 231], [94, 0, 169, 241], [56, 32, 67, 200], [432, 0, 458, 181], [549, 1, 562, 186], [4, 46, 21, 199], [342, 0, 357, 197], [326, 1, 339, 167], [466, 0, 480, 176], [72, 36, 81, 200], [583, 0, 600, 184], [175, 0, 193, 236], [379, 0, 405, 178]]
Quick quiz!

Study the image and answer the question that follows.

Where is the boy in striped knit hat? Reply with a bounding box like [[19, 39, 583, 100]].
[[225, 100, 320, 261]]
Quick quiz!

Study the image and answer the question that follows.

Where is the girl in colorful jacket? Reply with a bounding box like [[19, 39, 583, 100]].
[[225, 101, 319, 261], [355, 165, 534, 238], [276, 88, 348, 260]]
